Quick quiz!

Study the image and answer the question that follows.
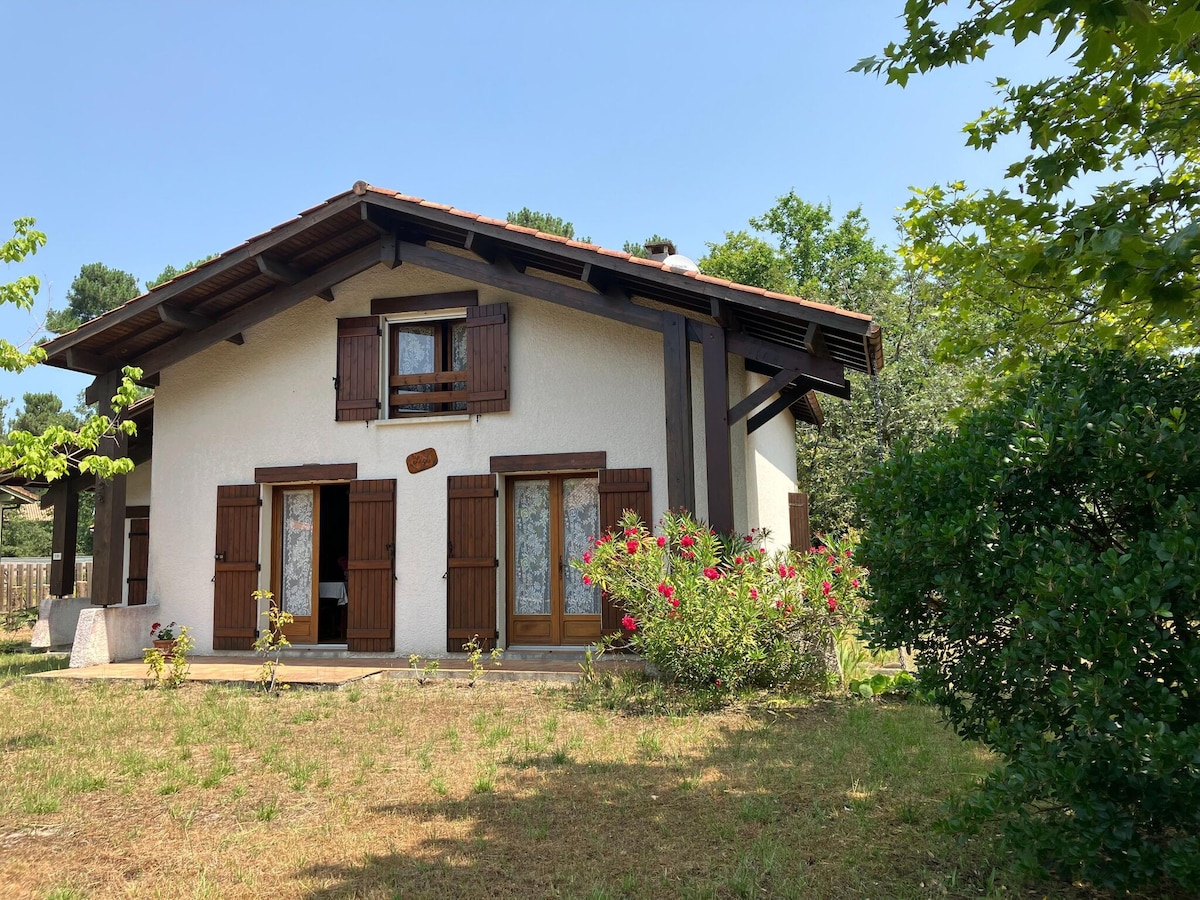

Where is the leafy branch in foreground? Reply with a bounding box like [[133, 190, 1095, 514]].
[[857, 2, 1200, 369]]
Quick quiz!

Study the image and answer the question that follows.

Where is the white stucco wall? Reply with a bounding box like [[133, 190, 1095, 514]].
[[146, 261, 799, 655], [744, 372, 799, 551]]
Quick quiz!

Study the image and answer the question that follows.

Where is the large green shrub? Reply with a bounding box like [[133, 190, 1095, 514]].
[[858, 347, 1200, 892], [574, 510, 868, 693]]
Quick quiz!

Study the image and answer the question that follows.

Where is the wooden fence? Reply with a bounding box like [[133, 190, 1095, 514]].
[[0, 557, 93, 611]]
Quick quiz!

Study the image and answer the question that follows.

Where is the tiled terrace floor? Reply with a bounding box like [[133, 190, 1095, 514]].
[[30, 654, 642, 687]]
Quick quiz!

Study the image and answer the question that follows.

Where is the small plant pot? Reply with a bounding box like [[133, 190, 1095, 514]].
[[152, 639, 176, 659]]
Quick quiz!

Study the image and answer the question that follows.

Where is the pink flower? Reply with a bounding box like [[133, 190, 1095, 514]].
[[657, 536, 666, 548], [621, 614, 637, 631], [735, 556, 744, 565], [670, 597, 680, 608], [744, 535, 753, 543], [834, 565, 842, 575], [845, 549, 853, 558], [582, 575, 592, 585], [778, 564, 788, 578], [775, 599, 783, 609], [827, 555, 836, 565], [750, 589, 758, 600], [822, 581, 832, 596], [778, 564, 797, 578], [852, 578, 860, 588], [680, 535, 696, 548], [582, 551, 592, 564], [746, 552, 755, 561], [809, 546, 820, 555], [597, 534, 611, 545], [657, 582, 675, 599], [827, 596, 838, 612], [682, 550, 695, 560], [624, 527, 639, 537], [703, 567, 721, 581], [626, 540, 639, 554]]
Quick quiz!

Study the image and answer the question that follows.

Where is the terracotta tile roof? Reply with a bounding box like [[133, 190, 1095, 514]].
[[351, 182, 875, 326]]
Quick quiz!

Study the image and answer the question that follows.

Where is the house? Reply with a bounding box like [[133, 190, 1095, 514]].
[[34, 182, 883, 662]]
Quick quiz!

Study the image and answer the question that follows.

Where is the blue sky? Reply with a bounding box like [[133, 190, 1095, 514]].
[[0, 1, 1062, 410]]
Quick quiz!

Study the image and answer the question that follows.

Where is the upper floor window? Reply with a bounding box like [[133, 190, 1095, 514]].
[[388, 317, 467, 416]]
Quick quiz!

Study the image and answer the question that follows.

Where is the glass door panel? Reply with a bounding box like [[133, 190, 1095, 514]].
[[512, 480, 551, 616], [562, 478, 600, 616], [275, 487, 319, 644]]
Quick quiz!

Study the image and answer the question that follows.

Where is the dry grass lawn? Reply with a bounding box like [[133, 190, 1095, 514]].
[[0, 649, 1139, 899]]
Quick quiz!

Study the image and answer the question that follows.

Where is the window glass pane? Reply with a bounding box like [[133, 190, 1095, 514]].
[[396, 325, 435, 375], [393, 324, 436, 413], [513, 480, 551, 616], [281, 489, 314, 618], [563, 478, 600, 615], [451, 321, 467, 411]]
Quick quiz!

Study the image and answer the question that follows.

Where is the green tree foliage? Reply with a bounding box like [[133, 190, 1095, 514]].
[[505, 207, 590, 243], [10, 392, 81, 436], [856, 1, 1200, 368], [857, 346, 1200, 892], [46, 262, 140, 334], [0, 223, 140, 482], [146, 255, 217, 290], [701, 195, 981, 531]]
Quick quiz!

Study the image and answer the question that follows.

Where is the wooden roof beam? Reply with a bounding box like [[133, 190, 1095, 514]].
[[804, 321, 830, 358], [66, 348, 127, 376], [729, 368, 804, 425], [256, 254, 306, 285], [159, 303, 245, 344], [132, 237, 394, 379]]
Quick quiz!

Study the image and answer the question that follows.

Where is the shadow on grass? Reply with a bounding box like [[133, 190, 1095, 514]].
[[0, 634, 70, 680], [294, 700, 1118, 900]]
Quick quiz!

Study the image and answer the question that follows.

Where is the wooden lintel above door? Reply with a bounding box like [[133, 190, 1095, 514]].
[[490, 451, 606, 474], [255, 463, 358, 483]]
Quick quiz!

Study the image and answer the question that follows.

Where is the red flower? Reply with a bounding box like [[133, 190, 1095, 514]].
[[682, 550, 695, 559], [834, 565, 842, 575], [680, 535, 696, 548], [778, 564, 797, 578], [827, 554, 836, 565], [582, 551, 592, 564], [775, 599, 783, 609], [810, 546, 820, 554], [703, 567, 721, 580], [582, 575, 592, 586], [735, 556, 744, 565], [626, 539, 639, 554], [656, 535, 666, 548], [750, 588, 758, 600], [670, 597, 680, 608], [657, 582, 675, 599], [827, 596, 838, 611], [744, 534, 753, 543], [715, 679, 722, 686], [746, 552, 755, 561], [845, 549, 853, 558], [822, 580, 832, 595], [621, 614, 637, 631], [624, 527, 638, 537], [597, 534, 611, 545]]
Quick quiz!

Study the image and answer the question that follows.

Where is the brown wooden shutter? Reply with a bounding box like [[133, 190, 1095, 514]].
[[126, 516, 149, 606], [788, 492, 811, 553], [447, 474, 498, 651], [599, 468, 653, 633], [336, 316, 380, 422], [465, 303, 509, 414], [213, 485, 261, 650], [347, 479, 396, 652]]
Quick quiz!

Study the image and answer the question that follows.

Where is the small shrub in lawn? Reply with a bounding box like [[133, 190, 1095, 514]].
[[859, 346, 1200, 893], [574, 510, 869, 694]]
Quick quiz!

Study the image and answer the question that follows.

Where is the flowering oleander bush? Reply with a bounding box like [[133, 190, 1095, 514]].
[[572, 509, 869, 693]]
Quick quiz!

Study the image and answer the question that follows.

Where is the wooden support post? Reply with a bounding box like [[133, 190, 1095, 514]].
[[702, 324, 734, 534], [662, 312, 695, 514], [90, 369, 128, 607], [47, 479, 80, 598]]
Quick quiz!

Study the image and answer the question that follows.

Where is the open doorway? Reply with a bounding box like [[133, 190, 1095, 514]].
[[272, 482, 351, 645], [317, 484, 349, 644]]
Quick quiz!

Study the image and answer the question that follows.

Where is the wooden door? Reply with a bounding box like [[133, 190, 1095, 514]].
[[447, 475, 498, 651], [347, 479, 396, 652], [507, 474, 602, 646], [213, 485, 261, 651], [272, 486, 320, 645]]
